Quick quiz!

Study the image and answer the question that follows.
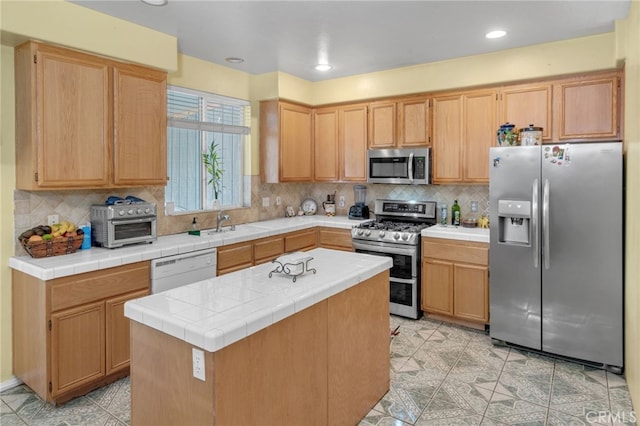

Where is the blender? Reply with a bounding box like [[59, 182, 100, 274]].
[[348, 185, 370, 219]]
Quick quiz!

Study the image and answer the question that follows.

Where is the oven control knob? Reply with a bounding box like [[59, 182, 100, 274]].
[[136, 208, 143, 214], [128, 209, 134, 215], [379, 231, 385, 238], [357, 229, 364, 236], [364, 230, 371, 236], [118, 209, 125, 216], [401, 233, 410, 241], [144, 208, 150, 214], [393, 232, 400, 240]]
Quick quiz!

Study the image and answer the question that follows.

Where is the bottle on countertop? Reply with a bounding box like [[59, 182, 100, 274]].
[[192, 217, 198, 230], [451, 200, 461, 226], [440, 204, 447, 225]]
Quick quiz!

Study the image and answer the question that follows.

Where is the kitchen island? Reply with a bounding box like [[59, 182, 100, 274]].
[[124, 248, 392, 426]]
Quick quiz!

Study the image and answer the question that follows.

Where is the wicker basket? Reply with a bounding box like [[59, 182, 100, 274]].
[[20, 236, 83, 258]]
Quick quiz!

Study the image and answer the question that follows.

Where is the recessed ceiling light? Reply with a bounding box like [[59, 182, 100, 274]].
[[141, 0, 167, 6], [315, 64, 333, 71], [486, 30, 507, 39], [225, 57, 244, 64]]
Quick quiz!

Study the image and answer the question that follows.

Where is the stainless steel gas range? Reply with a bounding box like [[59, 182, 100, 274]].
[[352, 199, 437, 319]]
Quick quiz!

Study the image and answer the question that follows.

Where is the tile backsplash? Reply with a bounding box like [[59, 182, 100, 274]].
[[13, 176, 488, 255]]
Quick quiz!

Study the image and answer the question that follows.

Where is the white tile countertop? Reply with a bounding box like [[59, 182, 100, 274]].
[[9, 215, 371, 280], [422, 224, 490, 243], [124, 248, 392, 352]]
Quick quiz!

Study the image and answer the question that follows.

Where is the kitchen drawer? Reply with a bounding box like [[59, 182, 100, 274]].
[[318, 227, 353, 251], [422, 238, 488, 265], [285, 229, 318, 252], [217, 241, 253, 274], [50, 261, 150, 312], [254, 236, 285, 264]]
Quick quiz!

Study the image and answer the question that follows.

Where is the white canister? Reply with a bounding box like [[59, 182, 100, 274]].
[[519, 125, 543, 146]]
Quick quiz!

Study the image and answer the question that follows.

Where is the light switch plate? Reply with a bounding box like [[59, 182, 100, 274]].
[[262, 197, 270, 207], [470, 201, 478, 212], [47, 215, 59, 226]]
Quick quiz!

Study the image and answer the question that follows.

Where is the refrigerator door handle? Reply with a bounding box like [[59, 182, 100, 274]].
[[543, 179, 550, 270], [532, 178, 539, 268]]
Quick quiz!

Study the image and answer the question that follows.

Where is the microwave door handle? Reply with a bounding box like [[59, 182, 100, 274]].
[[408, 152, 414, 183]]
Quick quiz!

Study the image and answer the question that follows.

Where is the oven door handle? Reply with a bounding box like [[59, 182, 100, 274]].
[[352, 241, 416, 256], [110, 216, 156, 226]]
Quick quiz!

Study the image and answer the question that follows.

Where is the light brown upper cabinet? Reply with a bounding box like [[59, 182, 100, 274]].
[[368, 97, 430, 148], [368, 101, 396, 148], [14, 41, 167, 190], [499, 82, 552, 141], [397, 98, 431, 147], [261, 100, 313, 183], [313, 107, 340, 181], [553, 72, 621, 141], [432, 89, 497, 184], [314, 103, 368, 182]]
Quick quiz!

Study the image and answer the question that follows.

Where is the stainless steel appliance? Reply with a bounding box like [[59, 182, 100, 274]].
[[367, 148, 430, 185], [489, 142, 623, 373], [352, 199, 437, 319], [90, 202, 157, 248], [151, 248, 217, 293]]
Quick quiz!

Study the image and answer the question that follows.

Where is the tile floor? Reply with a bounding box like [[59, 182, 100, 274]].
[[1, 316, 636, 426]]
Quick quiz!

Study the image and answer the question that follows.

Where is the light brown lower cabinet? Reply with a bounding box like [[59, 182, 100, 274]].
[[217, 228, 324, 275], [421, 237, 489, 327], [317, 227, 353, 251], [12, 261, 150, 403]]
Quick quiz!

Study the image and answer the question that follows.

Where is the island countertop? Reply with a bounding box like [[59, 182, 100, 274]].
[[124, 248, 392, 353]]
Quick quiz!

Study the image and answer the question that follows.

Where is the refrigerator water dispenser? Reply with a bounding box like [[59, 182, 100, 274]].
[[498, 200, 531, 245]]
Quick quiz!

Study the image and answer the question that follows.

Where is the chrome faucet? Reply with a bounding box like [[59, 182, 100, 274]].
[[216, 210, 231, 232]]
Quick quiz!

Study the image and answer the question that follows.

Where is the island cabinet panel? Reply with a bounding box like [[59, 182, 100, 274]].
[[14, 41, 167, 190], [12, 261, 150, 403], [317, 227, 353, 251], [327, 272, 390, 425], [129, 268, 391, 426], [214, 301, 329, 426]]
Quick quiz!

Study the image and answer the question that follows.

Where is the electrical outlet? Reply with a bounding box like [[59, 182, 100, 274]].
[[262, 197, 270, 207], [47, 215, 59, 226], [192, 348, 205, 381], [276, 196, 281, 206], [338, 195, 345, 208], [470, 201, 478, 212]]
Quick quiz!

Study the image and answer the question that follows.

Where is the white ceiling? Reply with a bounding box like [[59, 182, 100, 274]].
[[71, 0, 631, 82]]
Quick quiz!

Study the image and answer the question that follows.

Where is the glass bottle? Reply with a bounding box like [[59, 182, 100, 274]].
[[440, 204, 447, 225], [451, 200, 461, 226]]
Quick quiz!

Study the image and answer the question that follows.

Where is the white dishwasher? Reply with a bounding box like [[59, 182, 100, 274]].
[[150, 248, 217, 294]]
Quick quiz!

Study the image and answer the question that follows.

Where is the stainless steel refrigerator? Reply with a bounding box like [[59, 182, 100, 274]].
[[489, 142, 623, 372]]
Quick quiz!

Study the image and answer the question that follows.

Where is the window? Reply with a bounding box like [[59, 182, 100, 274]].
[[165, 86, 250, 212]]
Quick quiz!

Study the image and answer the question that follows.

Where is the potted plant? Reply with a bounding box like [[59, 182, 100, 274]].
[[202, 140, 224, 203]]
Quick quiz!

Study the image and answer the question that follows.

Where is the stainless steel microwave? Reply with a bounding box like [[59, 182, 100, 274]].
[[367, 148, 430, 185]]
